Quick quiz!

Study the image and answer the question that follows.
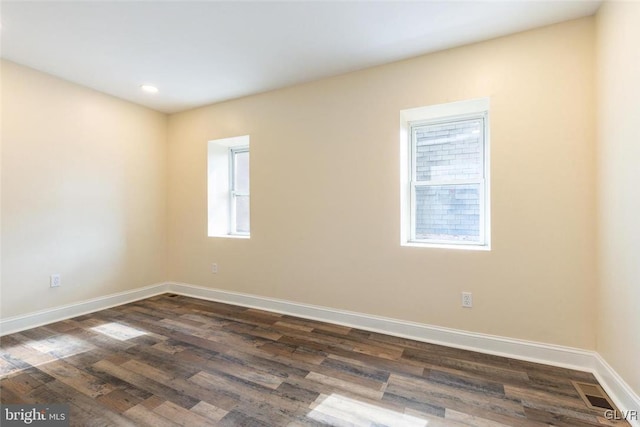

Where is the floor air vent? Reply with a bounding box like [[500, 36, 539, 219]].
[[572, 381, 616, 411]]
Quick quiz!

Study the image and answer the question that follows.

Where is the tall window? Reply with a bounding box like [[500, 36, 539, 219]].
[[207, 135, 250, 238], [401, 99, 490, 249], [229, 147, 250, 235]]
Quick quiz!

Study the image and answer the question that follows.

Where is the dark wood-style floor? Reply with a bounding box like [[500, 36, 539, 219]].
[[0, 294, 628, 426]]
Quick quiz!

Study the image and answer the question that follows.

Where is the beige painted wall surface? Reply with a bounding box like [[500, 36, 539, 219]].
[[168, 18, 597, 349], [596, 2, 640, 395], [1, 60, 168, 318]]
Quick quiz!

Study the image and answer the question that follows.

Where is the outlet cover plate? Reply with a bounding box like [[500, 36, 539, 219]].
[[50, 274, 61, 288], [462, 292, 472, 308]]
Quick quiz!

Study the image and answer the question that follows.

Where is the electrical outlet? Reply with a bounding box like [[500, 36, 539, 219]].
[[211, 263, 218, 274], [461, 292, 472, 308], [50, 274, 61, 288]]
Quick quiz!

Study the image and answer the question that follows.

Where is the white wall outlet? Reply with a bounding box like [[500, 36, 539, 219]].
[[211, 263, 218, 274], [462, 292, 473, 308], [50, 274, 61, 288]]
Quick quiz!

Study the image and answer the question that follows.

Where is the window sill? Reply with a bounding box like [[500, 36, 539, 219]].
[[208, 234, 250, 239], [402, 241, 490, 251]]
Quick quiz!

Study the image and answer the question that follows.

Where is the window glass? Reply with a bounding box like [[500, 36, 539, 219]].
[[414, 184, 480, 242], [414, 119, 483, 182]]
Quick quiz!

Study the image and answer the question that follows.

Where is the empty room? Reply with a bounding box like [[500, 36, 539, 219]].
[[1, 1, 638, 426]]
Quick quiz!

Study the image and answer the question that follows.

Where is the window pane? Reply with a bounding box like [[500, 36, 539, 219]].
[[235, 195, 250, 233], [415, 184, 480, 242], [414, 119, 482, 182], [234, 151, 250, 194]]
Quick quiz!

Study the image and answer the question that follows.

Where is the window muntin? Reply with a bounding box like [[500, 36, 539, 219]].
[[229, 147, 250, 235], [409, 114, 487, 246]]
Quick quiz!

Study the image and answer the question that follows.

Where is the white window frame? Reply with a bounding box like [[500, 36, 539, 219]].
[[229, 146, 250, 236], [400, 98, 490, 250]]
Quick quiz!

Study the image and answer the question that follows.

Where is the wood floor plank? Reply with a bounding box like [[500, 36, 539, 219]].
[[123, 403, 180, 427], [152, 400, 212, 426], [190, 400, 228, 422], [444, 408, 515, 427], [386, 372, 527, 420], [92, 359, 200, 410], [96, 389, 144, 413], [305, 371, 385, 400], [38, 359, 115, 398], [40, 379, 138, 427]]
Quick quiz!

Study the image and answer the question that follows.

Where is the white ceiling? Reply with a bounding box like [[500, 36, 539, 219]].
[[1, 1, 601, 114]]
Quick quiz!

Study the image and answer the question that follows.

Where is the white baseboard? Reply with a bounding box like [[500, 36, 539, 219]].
[[592, 354, 640, 426], [169, 282, 595, 369], [168, 282, 640, 425], [0, 283, 168, 336], [1, 281, 637, 425]]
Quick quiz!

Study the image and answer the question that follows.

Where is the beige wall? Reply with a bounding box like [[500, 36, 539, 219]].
[[167, 18, 597, 349], [0, 60, 168, 318], [596, 2, 640, 395]]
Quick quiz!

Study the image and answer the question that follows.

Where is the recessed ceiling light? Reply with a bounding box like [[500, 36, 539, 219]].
[[140, 84, 158, 94]]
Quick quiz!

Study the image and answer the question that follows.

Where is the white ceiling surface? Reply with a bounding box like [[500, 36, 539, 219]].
[[1, 1, 601, 114]]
